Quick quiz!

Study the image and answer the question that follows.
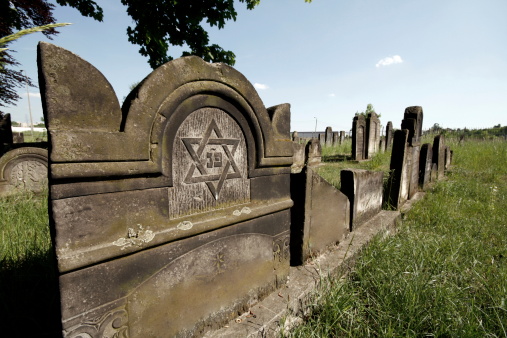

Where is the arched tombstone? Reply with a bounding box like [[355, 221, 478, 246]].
[[38, 42, 293, 337], [352, 115, 366, 160], [0, 147, 48, 195]]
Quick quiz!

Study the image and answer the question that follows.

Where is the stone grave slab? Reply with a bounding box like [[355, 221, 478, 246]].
[[290, 167, 350, 264], [306, 138, 321, 167], [325, 126, 333, 146], [38, 42, 293, 337], [352, 115, 366, 160], [404, 106, 423, 145], [385, 121, 393, 151], [432, 135, 445, 180], [366, 112, 380, 158], [407, 145, 420, 199], [419, 143, 432, 191], [0, 147, 48, 195], [384, 129, 410, 209], [341, 169, 383, 230]]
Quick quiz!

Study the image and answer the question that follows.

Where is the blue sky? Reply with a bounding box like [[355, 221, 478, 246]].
[[3, 0, 507, 132]]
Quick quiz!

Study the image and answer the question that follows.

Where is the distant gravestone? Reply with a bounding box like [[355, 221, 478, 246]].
[[403, 106, 423, 145], [292, 142, 305, 173], [290, 167, 350, 264], [445, 146, 451, 170], [318, 133, 324, 145], [325, 126, 333, 146], [366, 112, 380, 158], [341, 169, 383, 230], [352, 115, 366, 160], [306, 138, 322, 167], [12, 132, 24, 143], [379, 137, 385, 154], [432, 135, 445, 180], [332, 131, 339, 146], [385, 121, 393, 150], [419, 143, 432, 190], [407, 145, 420, 199], [340, 131, 345, 144], [39, 42, 293, 337], [384, 129, 410, 209], [292, 131, 300, 143]]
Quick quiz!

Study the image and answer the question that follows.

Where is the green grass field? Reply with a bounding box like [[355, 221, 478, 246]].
[[289, 139, 507, 337]]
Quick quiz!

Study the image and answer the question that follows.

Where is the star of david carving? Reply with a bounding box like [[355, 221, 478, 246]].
[[181, 119, 242, 200]]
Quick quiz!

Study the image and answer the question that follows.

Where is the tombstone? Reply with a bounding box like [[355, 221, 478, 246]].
[[379, 137, 385, 154], [419, 143, 433, 191], [385, 121, 393, 151], [366, 112, 380, 158], [12, 132, 24, 143], [384, 129, 410, 209], [401, 118, 417, 146], [0, 113, 13, 155], [290, 167, 350, 265], [432, 135, 445, 180], [325, 126, 333, 146], [0, 147, 48, 195], [306, 138, 322, 167], [292, 131, 300, 143], [318, 133, 324, 145], [430, 163, 438, 182], [407, 145, 420, 199], [332, 131, 339, 146], [403, 106, 423, 145], [444, 146, 451, 170], [352, 115, 366, 160], [341, 169, 384, 230], [291, 142, 305, 173], [39, 42, 294, 337], [339, 131, 345, 144]]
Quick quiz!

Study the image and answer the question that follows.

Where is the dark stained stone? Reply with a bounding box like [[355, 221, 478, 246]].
[[0, 113, 13, 154], [384, 129, 410, 209], [407, 145, 420, 199], [419, 143, 433, 191], [290, 167, 349, 264], [432, 135, 445, 180], [339, 131, 345, 144], [341, 169, 384, 230], [403, 106, 423, 145], [401, 118, 417, 146], [39, 43, 293, 337], [352, 115, 366, 160]]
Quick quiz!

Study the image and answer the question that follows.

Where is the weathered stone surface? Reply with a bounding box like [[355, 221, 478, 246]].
[[432, 135, 445, 180], [352, 115, 366, 160], [325, 126, 333, 146], [306, 138, 321, 167], [403, 106, 423, 145], [379, 137, 385, 154], [384, 129, 410, 209], [39, 43, 293, 337], [445, 146, 451, 170], [385, 121, 393, 151], [401, 118, 417, 146], [407, 145, 420, 199], [332, 131, 339, 146], [290, 167, 350, 264], [0, 147, 48, 195], [431, 163, 438, 182], [291, 142, 305, 173], [292, 131, 300, 143], [339, 131, 345, 144], [366, 112, 381, 158], [341, 169, 383, 230], [419, 143, 433, 190], [12, 132, 24, 143]]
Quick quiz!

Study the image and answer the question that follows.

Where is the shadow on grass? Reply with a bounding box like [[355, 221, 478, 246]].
[[0, 249, 61, 337], [322, 154, 351, 162]]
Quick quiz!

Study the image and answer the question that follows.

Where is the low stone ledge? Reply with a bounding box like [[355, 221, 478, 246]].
[[203, 209, 402, 338]]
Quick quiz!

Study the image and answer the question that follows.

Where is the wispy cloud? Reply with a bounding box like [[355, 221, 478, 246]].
[[328, 93, 336, 97], [254, 83, 269, 90], [375, 55, 403, 68]]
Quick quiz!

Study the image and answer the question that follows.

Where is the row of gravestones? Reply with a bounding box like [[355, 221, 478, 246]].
[[33, 43, 451, 337], [0, 114, 48, 196], [292, 128, 347, 147]]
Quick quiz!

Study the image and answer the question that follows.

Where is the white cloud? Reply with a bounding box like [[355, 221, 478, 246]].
[[328, 93, 336, 97], [375, 55, 403, 68], [254, 83, 269, 90]]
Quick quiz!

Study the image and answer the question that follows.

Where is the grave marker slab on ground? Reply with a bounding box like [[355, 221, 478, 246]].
[[352, 115, 366, 160], [385, 121, 393, 151], [39, 42, 294, 337], [433, 135, 445, 180], [366, 112, 381, 158], [419, 143, 433, 190], [384, 129, 410, 209]]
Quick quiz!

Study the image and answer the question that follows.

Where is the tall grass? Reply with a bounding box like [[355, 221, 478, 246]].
[[289, 139, 507, 337], [0, 191, 60, 336]]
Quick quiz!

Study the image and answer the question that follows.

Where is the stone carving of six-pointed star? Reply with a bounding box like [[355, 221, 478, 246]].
[[181, 119, 242, 200]]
